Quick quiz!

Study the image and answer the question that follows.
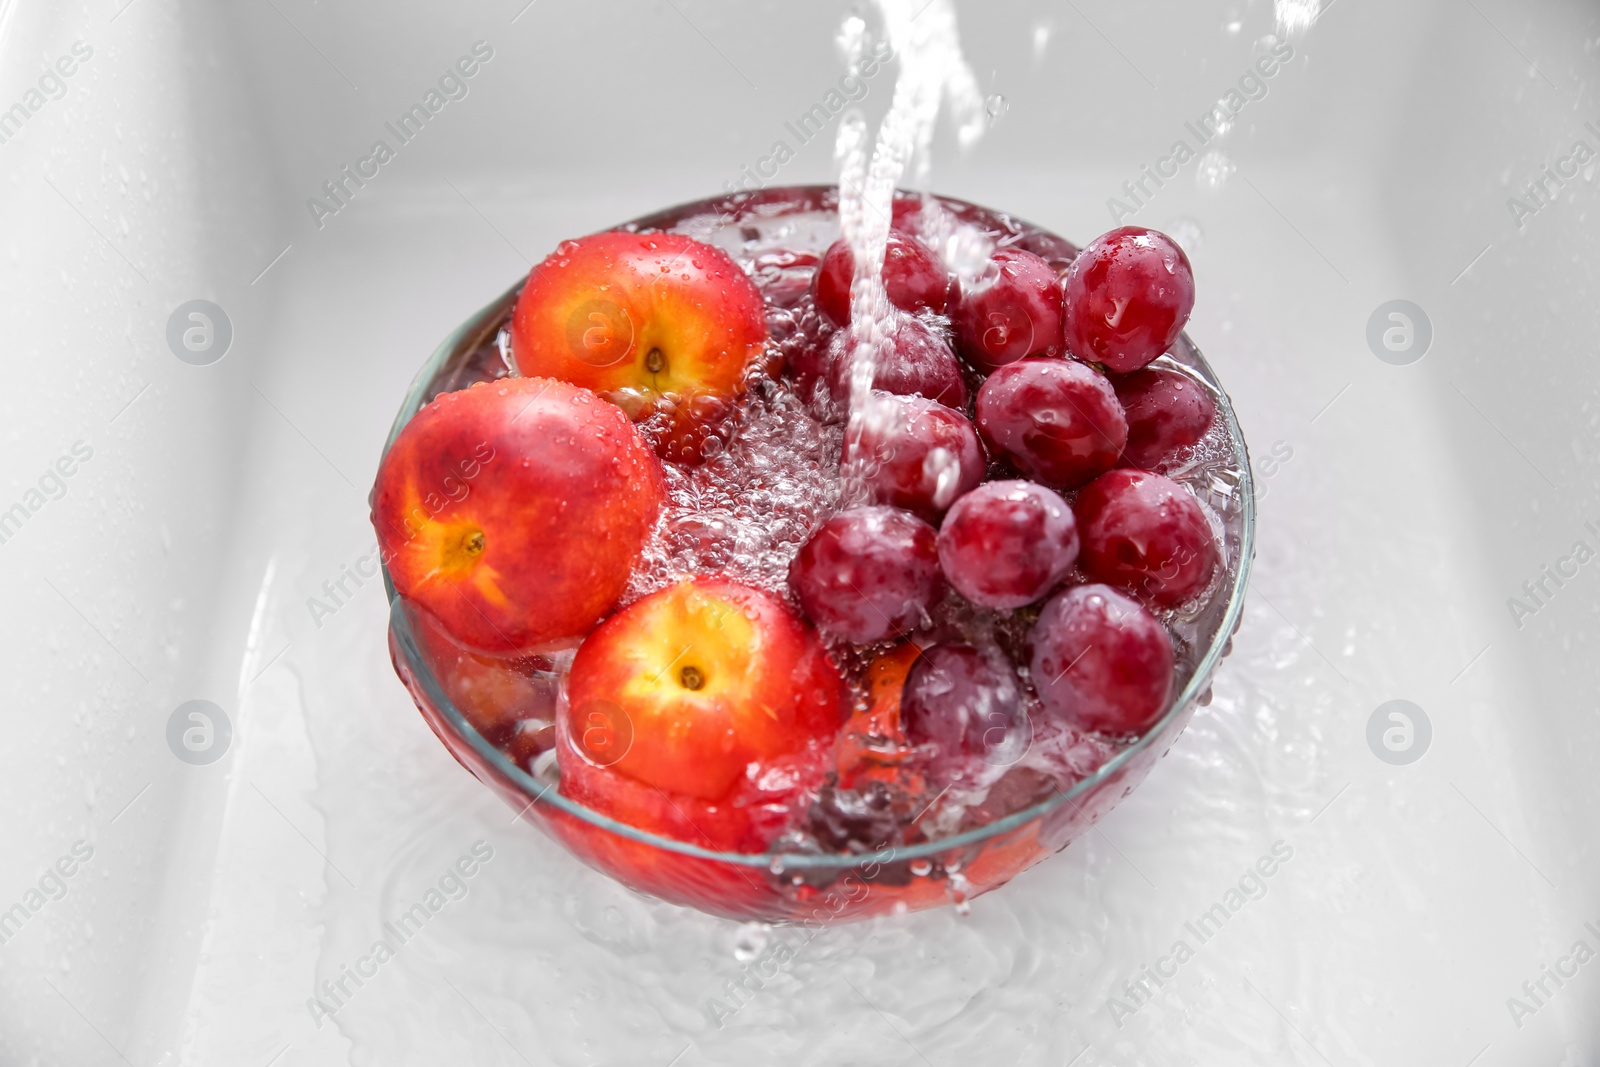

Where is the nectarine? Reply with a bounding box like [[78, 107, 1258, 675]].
[[558, 577, 846, 850], [511, 231, 768, 461], [373, 377, 664, 652]]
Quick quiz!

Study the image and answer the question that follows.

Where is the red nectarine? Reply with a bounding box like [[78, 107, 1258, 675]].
[[562, 577, 845, 802], [556, 577, 848, 852], [511, 231, 768, 461], [373, 377, 665, 652]]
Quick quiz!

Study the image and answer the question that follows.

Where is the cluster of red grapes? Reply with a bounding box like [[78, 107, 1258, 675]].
[[786, 222, 1221, 753]]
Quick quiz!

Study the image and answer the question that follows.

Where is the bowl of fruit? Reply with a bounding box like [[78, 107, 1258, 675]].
[[374, 185, 1253, 922]]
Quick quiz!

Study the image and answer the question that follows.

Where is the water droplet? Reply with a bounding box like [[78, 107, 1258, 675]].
[[732, 922, 768, 962], [985, 94, 1009, 123], [1195, 150, 1236, 190]]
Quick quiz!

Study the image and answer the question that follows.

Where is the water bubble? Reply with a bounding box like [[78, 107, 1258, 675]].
[[985, 94, 1009, 124], [732, 922, 769, 962]]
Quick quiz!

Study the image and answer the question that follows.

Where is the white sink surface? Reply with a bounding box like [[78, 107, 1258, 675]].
[[1, 0, 1598, 1064]]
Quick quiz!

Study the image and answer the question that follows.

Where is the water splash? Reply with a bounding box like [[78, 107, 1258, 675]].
[[832, 0, 985, 481], [836, 12, 868, 66], [1274, 0, 1320, 37]]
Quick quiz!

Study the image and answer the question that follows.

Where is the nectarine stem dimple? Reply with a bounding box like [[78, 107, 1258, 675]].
[[644, 347, 665, 374], [678, 665, 704, 690], [463, 530, 486, 556]]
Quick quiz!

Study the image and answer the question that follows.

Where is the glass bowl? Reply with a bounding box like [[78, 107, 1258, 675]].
[[380, 185, 1255, 923]]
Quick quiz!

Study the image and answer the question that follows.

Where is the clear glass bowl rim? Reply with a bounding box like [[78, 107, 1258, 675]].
[[379, 184, 1257, 872]]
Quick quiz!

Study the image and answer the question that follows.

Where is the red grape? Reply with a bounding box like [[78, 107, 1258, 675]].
[[1062, 227, 1194, 373], [902, 643, 1029, 777], [1075, 469, 1217, 607], [813, 231, 949, 327], [976, 358, 1128, 490], [952, 249, 1065, 371], [819, 314, 967, 411], [937, 480, 1079, 609], [790, 506, 942, 644], [854, 394, 985, 523], [1029, 584, 1174, 735], [1111, 367, 1216, 469], [751, 249, 822, 311]]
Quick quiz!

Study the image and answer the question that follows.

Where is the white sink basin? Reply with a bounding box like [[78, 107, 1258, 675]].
[[2, 0, 1597, 1063]]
